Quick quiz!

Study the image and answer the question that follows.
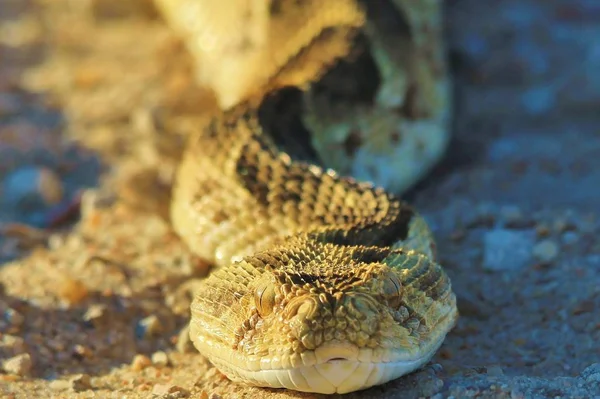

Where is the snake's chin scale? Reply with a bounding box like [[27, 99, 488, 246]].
[[236, 360, 433, 394], [192, 333, 447, 394]]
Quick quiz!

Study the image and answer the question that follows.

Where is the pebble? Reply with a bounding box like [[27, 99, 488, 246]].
[[535, 222, 551, 237], [58, 277, 89, 305], [2, 166, 64, 209], [70, 374, 92, 391], [4, 308, 25, 327], [553, 218, 572, 233], [486, 365, 504, 376], [483, 229, 535, 271], [47, 234, 65, 251], [73, 344, 94, 359], [152, 383, 189, 398], [137, 315, 163, 338], [83, 304, 108, 327], [151, 351, 170, 367], [49, 379, 71, 391], [499, 205, 524, 226], [131, 354, 152, 371], [532, 239, 559, 263], [428, 363, 444, 373], [466, 202, 497, 227], [0, 335, 26, 354], [2, 353, 32, 376], [175, 325, 194, 353], [561, 231, 579, 246]]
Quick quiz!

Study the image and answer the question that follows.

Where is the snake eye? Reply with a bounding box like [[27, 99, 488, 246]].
[[254, 281, 277, 317], [383, 273, 402, 308]]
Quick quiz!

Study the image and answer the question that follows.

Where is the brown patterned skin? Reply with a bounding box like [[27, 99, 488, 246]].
[[165, 0, 457, 394]]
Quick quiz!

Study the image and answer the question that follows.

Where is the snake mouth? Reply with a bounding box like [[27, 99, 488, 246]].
[[198, 337, 447, 394], [314, 342, 360, 364], [191, 312, 456, 393], [217, 353, 439, 394]]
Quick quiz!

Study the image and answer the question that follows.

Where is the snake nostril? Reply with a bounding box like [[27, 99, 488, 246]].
[[328, 357, 348, 362]]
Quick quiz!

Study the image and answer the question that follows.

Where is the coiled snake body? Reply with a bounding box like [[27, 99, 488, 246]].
[[163, 0, 458, 394]]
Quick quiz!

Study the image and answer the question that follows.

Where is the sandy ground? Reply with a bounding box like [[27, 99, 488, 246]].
[[0, 0, 599, 398]]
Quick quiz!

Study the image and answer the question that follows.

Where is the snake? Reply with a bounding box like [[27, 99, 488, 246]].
[[159, 0, 458, 394]]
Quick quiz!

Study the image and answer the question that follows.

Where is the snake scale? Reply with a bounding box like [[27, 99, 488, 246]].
[[159, 0, 458, 394]]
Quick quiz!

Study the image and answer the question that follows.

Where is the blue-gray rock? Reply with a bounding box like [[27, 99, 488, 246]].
[[2, 166, 64, 210], [483, 229, 536, 271]]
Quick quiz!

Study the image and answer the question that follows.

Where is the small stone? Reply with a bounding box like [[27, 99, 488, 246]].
[[137, 315, 163, 338], [532, 239, 559, 263], [47, 338, 66, 352], [466, 202, 497, 227], [4, 308, 25, 327], [58, 278, 89, 305], [175, 325, 194, 353], [561, 231, 579, 246], [73, 64, 105, 89], [2, 353, 32, 376], [535, 223, 551, 237], [499, 205, 523, 226], [486, 365, 504, 376], [552, 216, 575, 233], [208, 393, 222, 399], [151, 351, 170, 367], [49, 380, 71, 391], [83, 304, 108, 326], [483, 229, 535, 271], [152, 383, 189, 398], [0, 335, 26, 353], [131, 354, 152, 371], [73, 344, 94, 360], [70, 374, 92, 391], [572, 299, 594, 316], [429, 363, 444, 373], [2, 166, 64, 210], [47, 234, 65, 251]]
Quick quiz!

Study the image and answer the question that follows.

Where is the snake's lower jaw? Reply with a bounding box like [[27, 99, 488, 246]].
[[194, 337, 450, 394], [228, 358, 437, 394]]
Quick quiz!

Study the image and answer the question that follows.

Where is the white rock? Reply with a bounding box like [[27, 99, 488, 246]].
[[2, 353, 32, 376], [483, 229, 535, 271], [532, 239, 559, 263]]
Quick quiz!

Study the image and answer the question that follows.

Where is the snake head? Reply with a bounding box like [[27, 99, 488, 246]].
[[189, 244, 456, 394]]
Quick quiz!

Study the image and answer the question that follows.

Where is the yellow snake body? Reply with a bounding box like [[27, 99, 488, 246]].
[[163, 0, 457, 394]]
